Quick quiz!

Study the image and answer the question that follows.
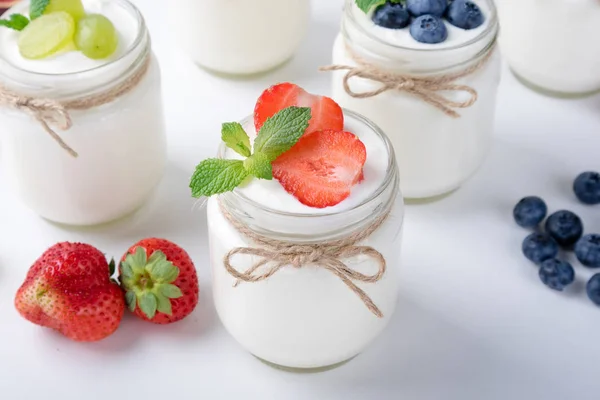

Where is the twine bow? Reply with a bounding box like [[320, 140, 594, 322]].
[[0, 54, 151, 158], [219, 200, 391, 318], [319, 43, 496, 118]]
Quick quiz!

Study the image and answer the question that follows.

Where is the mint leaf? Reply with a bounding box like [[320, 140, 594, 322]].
[[253, 106, 311, 161], [190, 159, 249, 197], [244, 152, 273, 180], [355, 0, 402, 13], [29, 0, 50, 19], [0, 14, 30, 31], [221, 122, 251, 157]]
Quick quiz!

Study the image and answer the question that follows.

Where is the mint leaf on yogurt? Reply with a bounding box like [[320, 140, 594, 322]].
[[190, 159, 249, 197], [253, 106, 311, 161], [221, 122, 251, 158], [355, 0, 403, 13], [189, 106, 311, 198], [0, 14, 30, 31], [30, 0, 50, 20], [243, 152, 273, 180]]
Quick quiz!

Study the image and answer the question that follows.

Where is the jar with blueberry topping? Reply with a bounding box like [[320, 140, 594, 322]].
[[497, 0, 600, 96], [323, 0, 500, 200]]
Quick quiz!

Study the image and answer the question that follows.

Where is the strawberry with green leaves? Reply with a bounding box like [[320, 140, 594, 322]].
[[119, 238, 199, 324], [14, 242, 125, 342]]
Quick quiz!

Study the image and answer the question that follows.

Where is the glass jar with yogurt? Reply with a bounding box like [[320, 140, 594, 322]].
[[169, 0, 310, 75], [497, 0, 600, 96], [207, 110, 403, 370], [326, 0, 500, 200], [0, 0, 166, 226]]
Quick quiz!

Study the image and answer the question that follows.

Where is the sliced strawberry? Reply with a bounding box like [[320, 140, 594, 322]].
[[273, 130, 367, 208], [254, 83, 344, 134]]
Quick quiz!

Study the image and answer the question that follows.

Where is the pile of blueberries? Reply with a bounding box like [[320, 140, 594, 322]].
[[514, 172, 600, 306], [371, 0, 485, 44]]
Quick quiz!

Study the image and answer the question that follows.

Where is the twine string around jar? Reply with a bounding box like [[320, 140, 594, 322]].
[[319, 43, 496, 118], [0, 54, 151, 158], [218, 199, 392, 318]]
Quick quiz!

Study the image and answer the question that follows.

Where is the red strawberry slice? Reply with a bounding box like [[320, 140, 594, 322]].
[[254, 83, 344, 134], [273, 130, 367, 208]]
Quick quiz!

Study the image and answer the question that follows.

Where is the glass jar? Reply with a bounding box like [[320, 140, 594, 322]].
[[207, 110, 403, 370], [328, 0, 500, 200], [0, 0, 166, 226], [169, 0, 310, 76], [497, 0, 600, 96]]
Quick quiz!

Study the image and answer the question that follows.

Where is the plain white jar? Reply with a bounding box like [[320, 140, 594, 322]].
[[170, 0, 310, 75], [498, 0, 600, 95], [207, 111, 403, 370], [329, 0, 500, 199], [0, 0, 166, 226]]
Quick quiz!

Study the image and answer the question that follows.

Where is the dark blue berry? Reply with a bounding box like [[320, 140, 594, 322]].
[[538, 259, 575, 291], [522, 233, 559, 265], [573, 171, 600, 205], [575, 234, 600, 268], [544, 210, 583, 247], [372, 2, 411, 29], [513, 196, 547, 228], [406, 0, 447, 17], [409, 15, 448, 44], [446, 0, 485, 30], [586, 274, 600, 306]]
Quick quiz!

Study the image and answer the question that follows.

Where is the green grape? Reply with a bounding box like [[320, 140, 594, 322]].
[[45, 0, 86, 21], [18, 11, 75, 60], [75, 14, 119, 60]]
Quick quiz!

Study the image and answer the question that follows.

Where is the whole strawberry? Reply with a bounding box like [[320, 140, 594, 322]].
[[119, 238, 199, 324], [14, 242, 125, 342]]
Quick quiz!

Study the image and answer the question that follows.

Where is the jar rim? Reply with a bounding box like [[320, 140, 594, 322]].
[[218, 108, 399, 220], [0, 0, 146, 79], [343, 0, 498, 54]]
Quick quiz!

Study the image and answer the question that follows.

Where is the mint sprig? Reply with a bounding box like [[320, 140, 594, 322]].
[[0, 14, 30, 31], [30, 0, 50, 20], [355, 0, 403, 13], [190, 106, 311, 198]]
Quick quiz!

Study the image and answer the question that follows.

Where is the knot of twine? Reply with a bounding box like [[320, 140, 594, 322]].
[[219, 200, 391, 318], [319, 43, 496, 118], [0, 54, 151, 158]]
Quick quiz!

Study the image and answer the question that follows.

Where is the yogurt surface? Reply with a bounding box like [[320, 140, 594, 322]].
[[351, 1, 491, 50], [0, 0, 137, 74], [225, 115, 390, 215]]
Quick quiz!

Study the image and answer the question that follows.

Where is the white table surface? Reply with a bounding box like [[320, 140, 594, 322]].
[[2, 1, 600, 399]]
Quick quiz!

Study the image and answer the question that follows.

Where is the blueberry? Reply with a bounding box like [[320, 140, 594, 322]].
[[522, 233, 559, 265], [409, 15, 448, 44], [575, 234, 600, 268], [406, 0, 447, 17], [586, 274, 600, 306], [446, 0, 485, 30], [573, 171, 600, 205], [372, 2, 411, 29], [544, 210, 583, 247], [513, 196, 547, 228], [538, 259, 575, 291]]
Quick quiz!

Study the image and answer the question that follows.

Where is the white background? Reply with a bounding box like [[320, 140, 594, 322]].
[[2, 0, 600, 399]]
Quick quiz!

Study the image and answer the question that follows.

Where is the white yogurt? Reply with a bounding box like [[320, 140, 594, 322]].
[[208, 110, 403, 369], [169, 0, 310, 75], [329, 0, 500, 199], [498, 0, 600, 95], [0, 0, 166, 226]]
